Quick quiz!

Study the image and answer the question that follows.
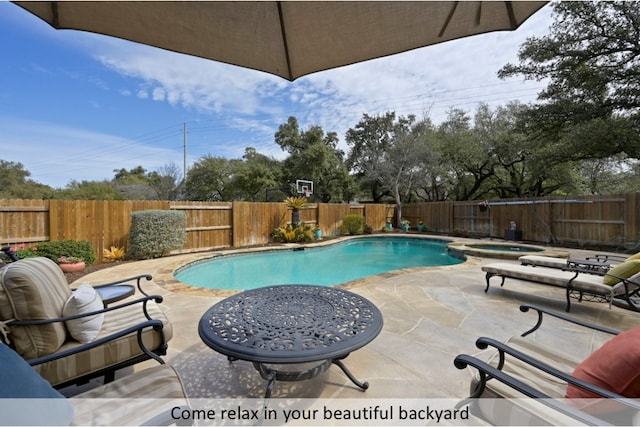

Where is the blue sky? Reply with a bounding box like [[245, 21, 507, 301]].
[[1, 2, 553, 189]]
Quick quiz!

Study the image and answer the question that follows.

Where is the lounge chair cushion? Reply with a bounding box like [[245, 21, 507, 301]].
[[482, 262, 629, 297], [0, 257, 71, 358], [62, 283, 105, 343], [603, 260, 640, 286], [33, 301, 173, 387], [566, 326, 640, 398], [70, 364, 189, 425], [625, 252, 640, 262], [519, 255, 568, 269]]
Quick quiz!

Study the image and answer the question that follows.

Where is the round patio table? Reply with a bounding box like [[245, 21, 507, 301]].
[[198, 284, 383, 398]]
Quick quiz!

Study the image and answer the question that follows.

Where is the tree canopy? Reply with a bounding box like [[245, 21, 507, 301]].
[[499, 1, 640, 160]]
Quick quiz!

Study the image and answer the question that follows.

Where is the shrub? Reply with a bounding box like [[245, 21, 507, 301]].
[[272, 223, 315, 243], [127, 210, 187, 260], [15, 248, 39, 260], [22, 240, 96, 265], [341, 214, 365, 235]]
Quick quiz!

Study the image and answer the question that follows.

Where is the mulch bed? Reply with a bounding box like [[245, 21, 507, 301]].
[[63, 261, 134, 284]]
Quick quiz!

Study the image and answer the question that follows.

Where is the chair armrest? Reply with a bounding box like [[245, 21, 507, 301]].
[[25, 318, 166, 366], [586, 254, 627, 263], [7, 295, 164, 327], [475, 337, 628, 400], [8, 295, 168, 364], [518, 304, 620, 337], [93, 274, 154, 296], [453, 354, 620, 426]]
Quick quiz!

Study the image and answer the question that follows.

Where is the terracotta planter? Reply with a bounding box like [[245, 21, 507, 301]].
[[59, 261, 85, 273]]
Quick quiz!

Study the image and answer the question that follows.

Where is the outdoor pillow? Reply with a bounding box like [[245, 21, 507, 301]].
[[63, 283, 104, 343], [602, 259, 640, 286], [566, 326, 640, 399]]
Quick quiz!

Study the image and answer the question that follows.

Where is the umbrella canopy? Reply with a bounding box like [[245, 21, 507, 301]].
[[14, 1, 547, 81]]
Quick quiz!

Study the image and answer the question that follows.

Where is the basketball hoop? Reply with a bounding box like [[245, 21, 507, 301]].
[[296, 179, 314, 198]]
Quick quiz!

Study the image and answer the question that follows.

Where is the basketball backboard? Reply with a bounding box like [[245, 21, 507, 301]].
[[296, 179, 314, 197]]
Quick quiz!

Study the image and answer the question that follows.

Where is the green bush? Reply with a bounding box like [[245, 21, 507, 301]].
[[127, 210, 187, 260], [341, 214, 365, 235], [21, 240, 96, 265]]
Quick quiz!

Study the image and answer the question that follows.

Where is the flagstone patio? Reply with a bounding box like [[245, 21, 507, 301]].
[[70, 240, 639, 402]]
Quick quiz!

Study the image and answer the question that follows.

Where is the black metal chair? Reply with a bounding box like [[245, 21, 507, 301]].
[[0, 257, 173, 389]]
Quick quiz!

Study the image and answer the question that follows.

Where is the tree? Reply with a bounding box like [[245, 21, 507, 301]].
[[274, 117, 352, 202], [0, 160, 54, 199], [345, 112, 397, 202], [434, 108, 496, 201], [148, 162, 183, 200], [357, 114, 432, 224], [475, 102, 570, 198], [233, 147, 283, 201], [499, 1, 640, 160], [184, 155, 241, 201], [111, 166, 158, 200], [57, 180, 124, 200]]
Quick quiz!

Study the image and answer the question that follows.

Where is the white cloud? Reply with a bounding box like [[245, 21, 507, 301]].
[[0, 117, 182, 188], [86, 2, 551, 145]]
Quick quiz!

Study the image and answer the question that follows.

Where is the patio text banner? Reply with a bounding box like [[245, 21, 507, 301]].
[[2, 397, 638, 426]]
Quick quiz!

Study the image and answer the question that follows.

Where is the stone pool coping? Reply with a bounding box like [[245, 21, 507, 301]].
[[153, 233, 480, 297], [447, 240, 570, 260]]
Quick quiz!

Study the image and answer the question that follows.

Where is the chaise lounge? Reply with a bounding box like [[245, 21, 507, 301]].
[[454, 304, 640, 425], [481, 259, 640, 311]]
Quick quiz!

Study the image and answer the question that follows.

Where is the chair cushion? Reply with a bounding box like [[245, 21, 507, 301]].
[[625, 252, 640, 262], [0, 342, 74, 425], [0, 342, 64, 398], [63, 284, 104, 343], [0, 257, 72, 358], [70, 365, 188, 425], [603, 260, 640, 286], [33, 301, 173, 386], [566, 326, 640, 398]]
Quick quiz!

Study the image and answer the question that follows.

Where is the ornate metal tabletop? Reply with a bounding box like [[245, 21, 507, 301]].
[[198, 284, 383, 397]]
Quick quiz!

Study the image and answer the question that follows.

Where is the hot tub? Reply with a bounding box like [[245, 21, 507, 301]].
[[447, 241, 569, 260]]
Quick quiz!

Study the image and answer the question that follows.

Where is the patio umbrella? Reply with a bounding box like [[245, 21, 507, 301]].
[[14, 1, 547, 81]]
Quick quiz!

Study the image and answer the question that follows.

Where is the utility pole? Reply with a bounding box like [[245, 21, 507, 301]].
[[183, 123, 187, 181]]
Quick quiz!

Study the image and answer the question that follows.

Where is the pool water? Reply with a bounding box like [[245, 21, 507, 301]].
[[176, 237, 463, 291]]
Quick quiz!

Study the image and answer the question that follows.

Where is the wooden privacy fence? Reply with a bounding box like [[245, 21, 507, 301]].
[[0, 199, 392, 263], [2, 194, 638, 263], [402, 193, 640, 250]]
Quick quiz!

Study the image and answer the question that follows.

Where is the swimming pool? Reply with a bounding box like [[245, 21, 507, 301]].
[[175, 237, 464, 291]]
